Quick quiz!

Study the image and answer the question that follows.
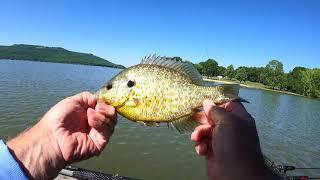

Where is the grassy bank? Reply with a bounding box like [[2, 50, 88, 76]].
[[203, 77, 304, 97]]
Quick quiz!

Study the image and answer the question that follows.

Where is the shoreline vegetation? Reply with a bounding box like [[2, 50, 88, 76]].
[[203, 77, 305, 97], [188, 57, 319, 98], [0, 44, 125, 69], [0, 45, 318, 98]]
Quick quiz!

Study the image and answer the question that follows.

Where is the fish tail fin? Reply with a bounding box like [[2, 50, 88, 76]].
[[219, 83, 249, 103]]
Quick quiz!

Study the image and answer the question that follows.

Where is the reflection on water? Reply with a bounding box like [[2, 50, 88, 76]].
[[240, 88, 320, 176], [0, 60, 319, 178]]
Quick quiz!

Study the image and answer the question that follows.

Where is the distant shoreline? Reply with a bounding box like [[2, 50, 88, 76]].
[[0, 44, 125, 69], [203, 78, 305, 97], [0, 58, 124, 69]]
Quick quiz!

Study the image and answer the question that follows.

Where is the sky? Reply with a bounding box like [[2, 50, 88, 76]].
[[0, 0, 319, 72]]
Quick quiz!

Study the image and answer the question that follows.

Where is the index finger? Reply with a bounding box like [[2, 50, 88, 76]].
[[96, 103, 117, 123], [71, 91, 98, 109]]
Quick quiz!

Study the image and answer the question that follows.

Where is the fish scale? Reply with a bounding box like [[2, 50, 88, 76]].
[[97, 56, 245, 133]]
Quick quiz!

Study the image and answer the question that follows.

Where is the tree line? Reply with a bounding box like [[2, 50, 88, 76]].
[[173, 57, 319, 98]]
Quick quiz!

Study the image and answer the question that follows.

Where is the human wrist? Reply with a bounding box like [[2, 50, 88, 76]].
[[7, 120, 65, 179]]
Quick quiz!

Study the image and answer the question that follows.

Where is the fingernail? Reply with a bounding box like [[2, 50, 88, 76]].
[[190, 131, 196, 141], [203, 100, 215, 115], [203, 100, 215, 106], [88, 108, 96, 114]]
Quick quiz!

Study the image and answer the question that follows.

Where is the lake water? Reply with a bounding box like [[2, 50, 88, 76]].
[[0, 60, 319, 179]]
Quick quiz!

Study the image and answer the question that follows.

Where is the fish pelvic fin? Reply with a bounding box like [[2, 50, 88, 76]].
[[137, 121, 160, 127], [170, 114, 200, 134], [219, 83, 249, 103]]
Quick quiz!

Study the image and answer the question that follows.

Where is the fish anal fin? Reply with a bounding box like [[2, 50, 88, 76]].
[[145, 122, 160, 127], [170, 115, 200, 134]]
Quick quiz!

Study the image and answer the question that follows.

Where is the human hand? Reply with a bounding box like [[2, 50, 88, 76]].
[[191, 100, 280, 180], [8, 92, 117, 179], [44, 91, 117, 163]]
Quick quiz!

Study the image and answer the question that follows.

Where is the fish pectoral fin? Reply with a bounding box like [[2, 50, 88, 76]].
[[170, 114, 200, 134], [125, 98, 140, 107]]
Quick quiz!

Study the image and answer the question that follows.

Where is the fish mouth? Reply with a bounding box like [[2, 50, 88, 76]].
[[96, 88, 133, 109], [111, 89, 133, 109], [113, 99, 127, 109]]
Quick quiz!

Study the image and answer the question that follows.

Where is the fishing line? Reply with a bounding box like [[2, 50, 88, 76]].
[[277, 165, 320, 173], [264, 156, 320, 180], [285, 176, 320, 180]]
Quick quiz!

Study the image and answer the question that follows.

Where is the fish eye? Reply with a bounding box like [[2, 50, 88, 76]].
[[106, 83, 112, 90], [127, 80, 135, 88]]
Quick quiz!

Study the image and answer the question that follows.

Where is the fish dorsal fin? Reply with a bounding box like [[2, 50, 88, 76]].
[[141, 54, 204, 86]]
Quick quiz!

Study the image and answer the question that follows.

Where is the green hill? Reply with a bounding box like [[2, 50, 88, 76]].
[[0, 44, 125, 68]]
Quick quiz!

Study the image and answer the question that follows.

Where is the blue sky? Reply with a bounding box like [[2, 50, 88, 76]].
[[0, 0, 319, 72]]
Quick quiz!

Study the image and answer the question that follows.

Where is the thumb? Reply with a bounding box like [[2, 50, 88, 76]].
[[209, 106, 236, 125], [209, 105, 255, 129], [203, 100, 236, 126], [202, 100, 216, 125]]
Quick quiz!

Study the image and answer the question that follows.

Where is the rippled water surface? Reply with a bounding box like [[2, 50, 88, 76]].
[[0, 60, 319, 179]]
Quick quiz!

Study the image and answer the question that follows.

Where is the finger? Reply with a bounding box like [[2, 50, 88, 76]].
[[87, 108, 115, 134], [72, 92, 98, 109], [220, 102, 251, 120], [211, 105, 253, 127], [192, 111, 208, 124], [203, 100, 215, 115], [195, 141, 208, 156], [191, 124, 212, 142], [95, 103, 117, 124], [87, 108, 106, 129], [203, 100, 216, 125], [210, 106, 235, 125]]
